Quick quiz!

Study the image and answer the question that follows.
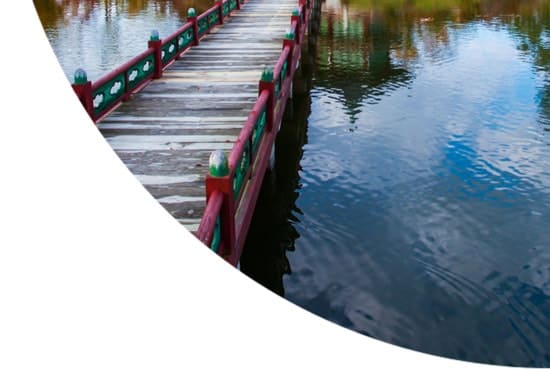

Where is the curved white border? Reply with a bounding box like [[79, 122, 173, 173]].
[[0, 2, 520, 368]]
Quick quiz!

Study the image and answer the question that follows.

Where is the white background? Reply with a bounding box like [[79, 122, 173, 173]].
[[0, 1, 513, 368]]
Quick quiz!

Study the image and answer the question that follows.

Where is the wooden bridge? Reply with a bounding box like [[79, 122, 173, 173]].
[[72, 0, 312, 266]]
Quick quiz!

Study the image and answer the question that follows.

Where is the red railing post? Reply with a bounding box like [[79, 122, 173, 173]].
[[205, 150, 236, 258], [291, 9, 301, 44], [72, 68, 94, 120], [147, 30, 163, 79], [187, 8, 199, 46], [217, 0, 224, 24], [236, 0, 241, 10], [259, 67, 275, 132], [283, 37, 296, 71]]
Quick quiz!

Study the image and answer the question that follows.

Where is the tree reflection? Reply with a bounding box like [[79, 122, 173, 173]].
[[240, 0, 550, 299], [316, 2, 415, 118], [33, 0, 213, 30], [504, 1, 550, 131], [312, 0, 550, 131]]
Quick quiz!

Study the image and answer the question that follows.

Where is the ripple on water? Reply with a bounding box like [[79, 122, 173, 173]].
[[284, 3, 550, 366]]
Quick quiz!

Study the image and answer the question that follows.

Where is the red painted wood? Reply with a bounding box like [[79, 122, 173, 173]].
[[148, 39, 163, 79], [87, 48, 157, 122], [258, 80, 275, 131], [197, 190, 224, 248], [70, 0, 313, 265], [233, 120, 276, 254], [228, 90, 270, 170], [273, 46, 291, 81], [71, 0, 252, 123], [232, 50, 302, 255], [291, 15, 301, 44], [283, 39, 295, 76], [222, 0, 228, 21], [217, 0, 224, 25], [161, 22, 194, 64], [91, 48, 155, 95], [196, 0, 313, 266], [204, 174, 236, 258], [188, 15, 199, 46], [273, 46, 291, 105], [228, 90, 269, 205], [72, 81, 94, 120], [198, 4, 220, 34]]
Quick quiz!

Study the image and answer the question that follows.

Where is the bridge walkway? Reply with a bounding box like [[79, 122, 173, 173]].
[[97, 0, 297, 233]]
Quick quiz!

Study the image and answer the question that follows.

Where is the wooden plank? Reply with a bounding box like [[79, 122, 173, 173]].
[[98, 0, 298, 234]]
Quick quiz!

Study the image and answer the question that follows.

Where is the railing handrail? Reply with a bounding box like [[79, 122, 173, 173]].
[[73, 1, 242, 123], [273, 46, 291, 85], [228, 90, 270, 170], [197, 190, 224, 248], [161, 21, 193, 48], [72, 0, 312, 264], [197, 5, 219, 22], [91, 47, 155, 91], [290, 19, 298, 35], [198, 0, 312, 264]]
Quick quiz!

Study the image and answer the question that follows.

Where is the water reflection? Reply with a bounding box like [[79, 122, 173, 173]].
[[34, 0, 550, 365], [245, 0, 550, 366], [33, 0, 213, 80], [240, 47, 315, 297], [34, 0, 211, 28]]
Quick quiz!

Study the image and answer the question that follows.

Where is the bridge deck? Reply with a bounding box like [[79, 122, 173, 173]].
[[98, 0, 297, 233]]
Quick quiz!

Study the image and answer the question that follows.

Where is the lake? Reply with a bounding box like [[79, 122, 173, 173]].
[[34, 0, 550, 366]]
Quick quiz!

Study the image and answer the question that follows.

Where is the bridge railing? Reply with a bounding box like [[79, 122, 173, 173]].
[[72, 0, 245, 123], [197, 0, 311, 266], [71, 0, 309, 267], [197, 90, 269, 259]]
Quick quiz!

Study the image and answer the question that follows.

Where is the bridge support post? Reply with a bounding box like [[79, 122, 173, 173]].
[[148, 30, 163, 79], [205, 151, 236, 260], [216, 0, 224, 25], [187, 8, 199, 46], [72, 68, 94, 120], [291, 9, 301, 45], [259, 67, 275, 132], [284, 31, 296, 76]]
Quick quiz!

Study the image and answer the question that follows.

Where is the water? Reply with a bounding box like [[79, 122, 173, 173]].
[[34, 0, 550, 366], [33, 0, 213, 81], [241, 0, 550, 366]]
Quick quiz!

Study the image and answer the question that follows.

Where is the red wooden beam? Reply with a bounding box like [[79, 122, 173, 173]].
[[197, 190, 224, 246], [187, 9, 199, 46], [148, 38, 163, 79]]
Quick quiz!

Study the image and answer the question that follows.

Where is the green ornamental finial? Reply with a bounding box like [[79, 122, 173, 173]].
[[150, 29, 160, 41], [209, 150, 229, 177], [73, 68, 88, 85], [285, 28, 295, 40], [292, 8, 300, 16], [188, 8, 196, 17], [261, 66, 273, 82]]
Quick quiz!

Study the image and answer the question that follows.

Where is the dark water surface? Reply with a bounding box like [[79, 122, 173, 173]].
[[35, 0, 550, 366], [241, 0, 550, 366]]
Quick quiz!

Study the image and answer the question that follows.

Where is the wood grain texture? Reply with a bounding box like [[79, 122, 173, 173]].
[[97, 0, 297, 234]]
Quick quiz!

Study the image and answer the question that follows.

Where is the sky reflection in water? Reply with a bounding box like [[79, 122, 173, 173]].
[[244, 0, 550, 366], [33, 0, 550, 366]]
